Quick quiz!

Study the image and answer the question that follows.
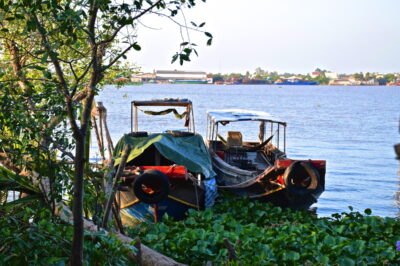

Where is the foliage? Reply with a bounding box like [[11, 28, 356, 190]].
[[0, 205, 134, 265], [129, 196, 400, 265], [311, 72, 330, 85], [0, 0, 212, 263]]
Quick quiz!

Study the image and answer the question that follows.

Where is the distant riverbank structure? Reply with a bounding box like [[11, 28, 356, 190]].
[[131, 70, 211, 84], [127, 69, 400, 86]]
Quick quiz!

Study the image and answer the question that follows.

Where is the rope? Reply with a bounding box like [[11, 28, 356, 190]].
[[138, 107, 188, 120]]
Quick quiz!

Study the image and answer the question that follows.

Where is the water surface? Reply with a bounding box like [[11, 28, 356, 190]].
[[97, 84, 400, 217]]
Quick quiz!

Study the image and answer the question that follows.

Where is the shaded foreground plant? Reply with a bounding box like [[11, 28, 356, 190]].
[[129, 196, 400, 265], [0, 206, 134, 265]]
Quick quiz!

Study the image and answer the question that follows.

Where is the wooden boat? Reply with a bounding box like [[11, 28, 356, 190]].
[[113, 99, 217, 226], [206, 109, 326, 210]]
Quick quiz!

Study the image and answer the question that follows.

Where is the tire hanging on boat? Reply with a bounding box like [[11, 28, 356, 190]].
[[283, 161, 320, 196], [133, 169, 170, 204], [127, 131, 148, 137], [166, 130, 195, 137]]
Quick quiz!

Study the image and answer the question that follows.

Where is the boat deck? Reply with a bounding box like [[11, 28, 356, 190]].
[[209, 139, 276, 173], [225, 150, 272, 172]]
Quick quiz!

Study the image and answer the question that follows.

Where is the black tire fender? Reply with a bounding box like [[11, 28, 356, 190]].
[[283, 161, 320, 195], [133, 169, 170, 204], [127, 131, 148, 137], [166, 130, 195, 137]]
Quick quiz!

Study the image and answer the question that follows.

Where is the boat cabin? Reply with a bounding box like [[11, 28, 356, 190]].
[[206, 109, 287, 173]]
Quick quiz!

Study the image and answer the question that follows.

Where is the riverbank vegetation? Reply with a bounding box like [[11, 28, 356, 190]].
[[211, 67, 398, 85], [2, 185, 399, 265], [130, 195, 400, 265]]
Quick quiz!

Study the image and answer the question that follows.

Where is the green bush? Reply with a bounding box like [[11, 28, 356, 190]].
[[0, 207, 134, 265], [129, 196, 400, 265]]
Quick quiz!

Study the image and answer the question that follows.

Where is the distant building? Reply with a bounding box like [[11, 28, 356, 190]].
[[325, 72, 338, 80], [206, 74, 213, 84], [329, 77, 361, 86], [131, 72, 156, 82], [329, 79, 353, 86], [155, 70, 207, 83], [361, 79, 379, 86], [310, 72, 321, 78]]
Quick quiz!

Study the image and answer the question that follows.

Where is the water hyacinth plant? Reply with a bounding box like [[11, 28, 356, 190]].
[[128, 196, 400, 265]]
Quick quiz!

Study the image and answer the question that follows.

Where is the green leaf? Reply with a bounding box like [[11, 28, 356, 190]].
[[336, 257, 355, 266], [1, 194, 41, 207], [28, 65, 46, 71], [323, 235, 336, 246], [41, 53, 49, 63], [180, 54, 190, 62], [364, 208, 372, 215], [44, 71, 52, 79], [204, 32, 212, 38], [133, 43, 141, 51], [283, 251, 300, 261], [171, 53, 179, 64]]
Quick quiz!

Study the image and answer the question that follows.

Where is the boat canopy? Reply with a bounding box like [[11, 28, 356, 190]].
[[114, 133, 216, 179], [207, 109, 286, 125]]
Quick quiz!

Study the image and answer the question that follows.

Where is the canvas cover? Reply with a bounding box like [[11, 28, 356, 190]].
[[114, 133, 216, 179]]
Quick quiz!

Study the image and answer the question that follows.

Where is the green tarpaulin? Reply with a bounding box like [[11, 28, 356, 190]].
[[113, 133, 216, 179]]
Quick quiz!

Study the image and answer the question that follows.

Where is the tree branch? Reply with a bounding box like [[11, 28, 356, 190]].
[[103, 43, 137, 71], [30, 13, 80, 137], [96, 0, 164, 46]]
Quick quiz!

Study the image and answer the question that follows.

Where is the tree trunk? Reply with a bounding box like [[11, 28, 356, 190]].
[[71, 135, 85, 265]]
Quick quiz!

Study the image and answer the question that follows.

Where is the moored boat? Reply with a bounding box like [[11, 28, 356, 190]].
[[206, 109, 326, 210], [113, 99, 217, 226], [275, 78, 318, 85]]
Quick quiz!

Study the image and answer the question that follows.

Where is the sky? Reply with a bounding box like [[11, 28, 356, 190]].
[[129, 0, 400, 75]]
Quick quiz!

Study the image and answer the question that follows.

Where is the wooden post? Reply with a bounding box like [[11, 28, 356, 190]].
[[102, 145, 131, 229], [134, 237, 142, 266]]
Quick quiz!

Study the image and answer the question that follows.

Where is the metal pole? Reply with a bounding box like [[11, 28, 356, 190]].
[[277, 124, 280, 150], [134, 106, 138, 132], [130, 102, 133, 132], [191, 105, 195, 133], [270, 122, 273, 137], [210, 121, 215, 150], [283, 124, 286, 153], [206, 115, 209, 139]]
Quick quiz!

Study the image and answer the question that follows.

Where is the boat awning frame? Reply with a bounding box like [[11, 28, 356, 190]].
[[206, 109, 287, 153], [131, 98, 195, 133], [207, 109, 286, 126]]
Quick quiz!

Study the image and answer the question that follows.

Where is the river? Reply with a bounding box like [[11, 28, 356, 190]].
[[96, 84, 400, 217]]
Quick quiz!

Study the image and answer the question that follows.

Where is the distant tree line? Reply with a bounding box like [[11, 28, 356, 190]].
[[211, 67, 398, 85]]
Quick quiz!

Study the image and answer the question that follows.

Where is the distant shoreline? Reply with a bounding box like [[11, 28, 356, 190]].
[[113, 82, 399, 87]]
